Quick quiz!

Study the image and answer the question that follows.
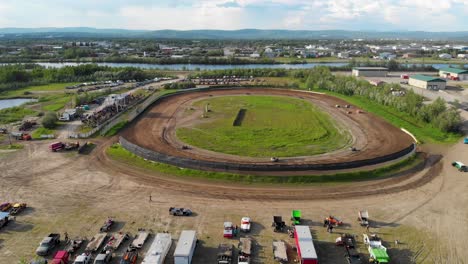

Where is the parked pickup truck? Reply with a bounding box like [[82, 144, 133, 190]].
[[36, 233, 61, 256]]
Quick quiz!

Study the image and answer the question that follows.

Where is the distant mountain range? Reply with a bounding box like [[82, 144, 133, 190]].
[[1, 27, 468, 40]]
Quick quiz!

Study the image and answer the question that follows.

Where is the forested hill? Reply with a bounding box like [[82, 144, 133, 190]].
[[1, 28, 468, 40]]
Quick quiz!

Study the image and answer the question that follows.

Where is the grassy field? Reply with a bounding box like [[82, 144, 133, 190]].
[[318, 89, 461, 143], [31, 127, 56, 139], [107, 144, 422, 184], [177, 95, 351, 157], [39, 94, 73, 112], [0, 106, 37, 124], [0, 82, 79, 99]]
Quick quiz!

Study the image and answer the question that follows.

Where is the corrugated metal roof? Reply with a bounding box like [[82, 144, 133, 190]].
[[174, 230, 196, 257], [410, 74, 446, 82], [295, 225, 317, 259], [439, 67, 468, 74]]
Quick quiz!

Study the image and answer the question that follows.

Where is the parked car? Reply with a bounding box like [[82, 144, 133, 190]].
[[240, 217, 251, 232], [120, 248, 138, 264], [73, 253, 92, 264], [169, 207, 192, 216]]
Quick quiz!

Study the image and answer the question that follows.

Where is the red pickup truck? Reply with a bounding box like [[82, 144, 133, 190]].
[[49, 142, 65, 152]]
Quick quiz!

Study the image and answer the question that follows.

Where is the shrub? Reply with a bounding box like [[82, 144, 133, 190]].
[[42, 111, 57, 129]]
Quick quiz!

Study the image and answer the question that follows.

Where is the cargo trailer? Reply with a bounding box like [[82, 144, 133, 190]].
[[174, 230, 197, 264], [294, 226, 318, 264], [142, 233, 172, 264]]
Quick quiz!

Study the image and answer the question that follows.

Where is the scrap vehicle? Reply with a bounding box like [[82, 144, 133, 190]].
[[49, 142, 65, 152], [240, 217, 251, 232], [0, 202, 12, 212], [19, 120, 37, 131], [85, 233, 107, 253], [464, 137, 468, 144], [169, 207, 192, 216], [0, 212, 10, 228], [291, 210, 301, 226], [100, 218, 114, 232], [358, 210, 369, 226], [324, 215, 343, 227], [223, 222, 234, 238], [10, 202, 27, 215], [272, 240, 288, 263], [51, 250, 70, 264], [36, 233, 61, 256], [452, 161, 468, 172], [11, 132, 32, 140], [64, 142, 80, 150], [104, 233, 129, 251], [272, 216, 286, 232], [0, 128, 7, 134], [217, 243, 233, 264], [73, 253, 91, 264], [65, 238, 84, 254], [363, 234, 390, 264], [173, 230, 197, 264], [336, 233, 356, 248], [120, 247, 138, 264], [131, 230, 150, 249], [238, 237, 252, 264], [141, 233, 172, 264], [93, 249, 112, 264]]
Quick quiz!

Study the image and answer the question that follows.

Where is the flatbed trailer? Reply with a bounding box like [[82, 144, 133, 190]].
[[85, 233, 107, 252], [238, 237, 252, 264], [272, 240, 288, 263], [104, 233, 129, 251]]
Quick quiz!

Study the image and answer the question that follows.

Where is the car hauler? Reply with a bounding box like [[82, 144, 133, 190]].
[[174, 230, 197, 264], [294, 226, 318, 264], [142, 233, 172, 264]]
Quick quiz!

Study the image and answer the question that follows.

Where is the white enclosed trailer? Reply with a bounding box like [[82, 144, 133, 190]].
[[142, 233, 172, 264], [174, 230, 197, 264]]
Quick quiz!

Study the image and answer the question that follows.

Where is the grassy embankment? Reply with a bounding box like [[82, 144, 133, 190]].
[[317, 89, 460, 144], [0, 82, 79, 99], [107, 144, 421, 185], [177, 95, 351, 157], [0, 107, 37, 125]]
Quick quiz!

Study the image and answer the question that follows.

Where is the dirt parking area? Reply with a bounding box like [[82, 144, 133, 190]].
[[0, 127, 466, 264]]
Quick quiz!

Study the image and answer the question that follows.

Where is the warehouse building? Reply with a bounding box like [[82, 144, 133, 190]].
[[439, 67, 468, 81], [409, 75, 446, 90], [352, 67, 388, 77]]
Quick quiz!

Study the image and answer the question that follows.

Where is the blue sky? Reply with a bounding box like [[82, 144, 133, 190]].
[[1, 0, 468, 31]]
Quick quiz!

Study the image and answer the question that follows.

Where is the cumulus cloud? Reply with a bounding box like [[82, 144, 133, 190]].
[[0, 0, 466, 31]]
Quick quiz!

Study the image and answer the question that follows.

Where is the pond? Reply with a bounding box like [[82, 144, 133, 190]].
[[0, 98, 37, 110]]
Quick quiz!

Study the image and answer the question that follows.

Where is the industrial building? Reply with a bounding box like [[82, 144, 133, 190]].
[[352, 67, 388, 77], [409, 75, 446, 90], [439, 67, 468, 81]]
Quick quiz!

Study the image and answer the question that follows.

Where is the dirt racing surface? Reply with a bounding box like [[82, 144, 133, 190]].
[[121, 88, 414, 173]]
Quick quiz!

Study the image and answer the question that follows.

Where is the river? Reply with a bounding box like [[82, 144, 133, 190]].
[[0, 98, 37, 110], [33, 62, 468, 71]]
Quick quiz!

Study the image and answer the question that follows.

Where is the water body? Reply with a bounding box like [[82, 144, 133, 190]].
[[0, 98, 37, 110], [36, 62, 348, 70], [34, 62, 468, 70]]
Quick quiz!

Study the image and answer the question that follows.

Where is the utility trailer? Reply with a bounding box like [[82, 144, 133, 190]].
[[174, 230, 197, 264], [131, 230, 150, 249], [358, 211, 369, 226], [294, 226, 318, 264], [363, 234, 389, 264], [272, 240, 288, 263], [217, 243, 233, 264], [104, 233, 129, 251], [85, 233, 107, 253], [141, 233, 172, 264], [238, 237, 252, 264]]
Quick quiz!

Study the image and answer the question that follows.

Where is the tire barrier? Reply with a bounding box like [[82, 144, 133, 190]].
[[120, 136, 416, 172]]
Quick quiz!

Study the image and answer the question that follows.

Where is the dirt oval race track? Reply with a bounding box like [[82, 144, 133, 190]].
[[121, 88, 415, 174]]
